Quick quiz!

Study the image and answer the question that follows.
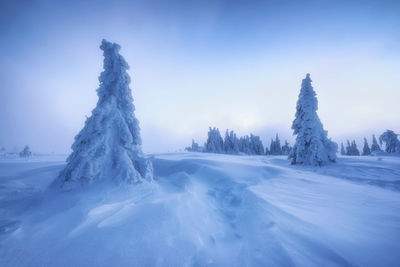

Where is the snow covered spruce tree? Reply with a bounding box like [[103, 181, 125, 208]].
[[371, 134, 381, 152], [379, 130, 400, 153], [185, 139, 201, 152], [224, 130, 239, 154], [249, 134, 264, 155], [269, 139, 275, 154], [340, 143, 346, 155], [269, 134, 282, 155], [351, 140, 360, 156], [19, 146, 32, 158], [239, 135, 252, 154], [289, 74, 337, 165], [275, 134, 282, 155], [345, 140, 352, 155], [57, 39, 153, 188], [205, 127, 224, 153], [345, 140, 359, 156], [281, 140, 292, 155], [362, 137, 371, 156]]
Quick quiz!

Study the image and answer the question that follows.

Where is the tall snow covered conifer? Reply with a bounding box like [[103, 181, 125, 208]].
[[362, 137, 371, 156], [205, 127, 224, 153], [269, 139, 275, 154], [345, 140, 352, 156], [379, 130, 400, 153], [57, 40, 153, 188], [281, 140, 292, 155], [351, 140, 360, 156], [289, 74, 337, 165], [345, 140, 360, 156], [249, 134, 264, 155], [340, 143, 346, 155], [239, 135, 251, 154], [224, 130, 239, 154], [269, 134, 282, 155], [231, 132, 240, 154], [275, 134, 282, 155], [371, 134, 381, 152], [224, 129, 232, 153]]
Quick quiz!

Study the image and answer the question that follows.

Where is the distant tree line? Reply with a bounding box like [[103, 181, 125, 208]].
[[185, 127, 292, 156], [187, 129, 400, 158], [340, 130, 400, 156], [186, 75, 399, 166], [0, 145, 32, 158]]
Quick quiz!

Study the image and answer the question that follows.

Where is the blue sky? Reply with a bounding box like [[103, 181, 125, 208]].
[[0, 0, 399, 153]]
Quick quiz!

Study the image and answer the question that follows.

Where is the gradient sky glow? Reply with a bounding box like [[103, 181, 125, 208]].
[[0, 0, 399, 153]]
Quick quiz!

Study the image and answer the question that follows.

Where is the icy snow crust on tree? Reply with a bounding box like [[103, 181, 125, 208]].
[[346, 140, 360, 156], [19, 146, 32, 158], [202, 128, 266, 155], [205, 127, 224, 153], [56, 40, 152, 188], [290, 74, 337, 166], [379, 130, 400, 153], [362, 137, 371, 156], [371, 134, 381, 152], [1, 153, 400, 266]]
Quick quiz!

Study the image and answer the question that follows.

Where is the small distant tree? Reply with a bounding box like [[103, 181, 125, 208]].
[[249, 134, 264, 155], [185, 139, 200, 152], [269, 139, 275, 155], [232, 133, 240, 154], [268, 135, 282, 155], [273, 134, 282, 155], [370, 134, 381, 152], [224, 130, 240, 154], [379, 130, 400, 153], [245, 135, 251, 154], [362, 137, 371, 156], [289, 74, 337, 165], [345, 140, 352, 155], [351, 140, 360, 156], [205, 127, 224, 153], [340, 143, 346, 155], [239, 135, 253, 154], [265, 146, 270, 155], [19, 146, 32, 158], [281, 140, 292, 155], [239, 137, 245, 153], [224, 129, 232, 153]]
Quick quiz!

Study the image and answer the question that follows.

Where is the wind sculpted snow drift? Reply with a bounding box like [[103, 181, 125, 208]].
[[1, 153, 400, 267]]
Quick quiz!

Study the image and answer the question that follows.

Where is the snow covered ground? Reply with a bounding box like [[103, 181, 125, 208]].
[[1, 153, 399, 267]]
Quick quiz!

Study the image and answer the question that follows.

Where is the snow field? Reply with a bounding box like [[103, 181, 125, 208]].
[[1, 153, 400, 266]]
